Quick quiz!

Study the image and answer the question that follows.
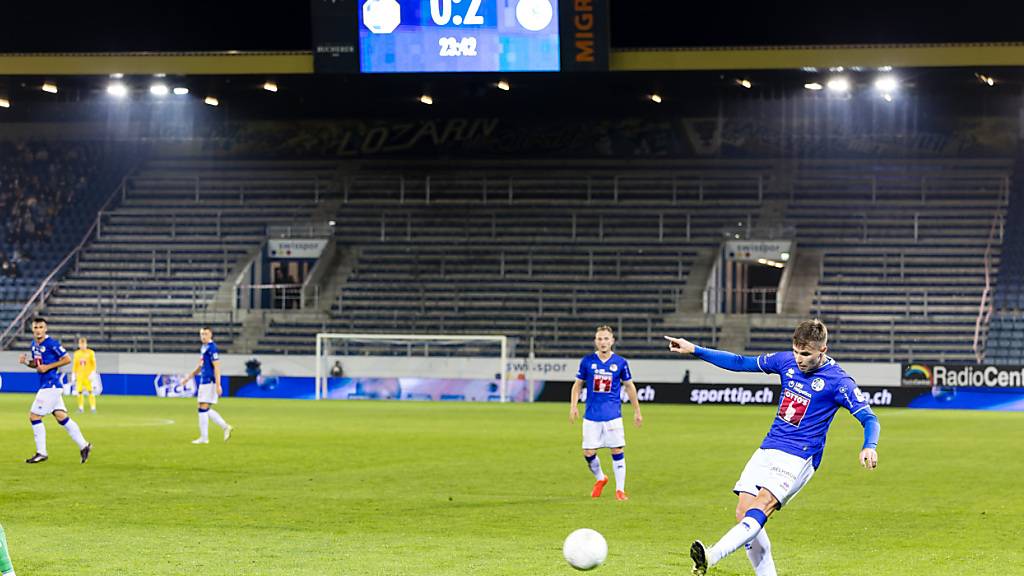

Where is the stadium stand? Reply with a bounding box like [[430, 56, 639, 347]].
[[253, 160, 779, 357], [748, 158, 1009, 363], [6, 156, 1009, 364], [14, 158, 336, 352], [0, 141, 124, 330]]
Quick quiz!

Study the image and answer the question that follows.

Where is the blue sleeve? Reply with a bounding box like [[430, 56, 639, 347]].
[[693, 346, 763, 373], [575, 359, 588, 381], [620, 360, 633, 382], [852, 407, 880, 449]]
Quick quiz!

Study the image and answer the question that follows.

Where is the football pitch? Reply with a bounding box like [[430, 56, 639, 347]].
[[0, 395, 1017, 575]]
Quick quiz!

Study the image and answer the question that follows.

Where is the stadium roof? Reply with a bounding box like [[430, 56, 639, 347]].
[[4, 43, 1024, 75]]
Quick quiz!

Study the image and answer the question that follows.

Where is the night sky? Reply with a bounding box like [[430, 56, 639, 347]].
[[0, 1, 1021, 53]]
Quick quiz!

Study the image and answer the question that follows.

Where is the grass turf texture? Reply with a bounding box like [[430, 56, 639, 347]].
[[0, 395, 1018, 575]]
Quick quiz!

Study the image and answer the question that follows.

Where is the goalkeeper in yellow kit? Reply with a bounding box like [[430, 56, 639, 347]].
[[72, 337, 97, 413]]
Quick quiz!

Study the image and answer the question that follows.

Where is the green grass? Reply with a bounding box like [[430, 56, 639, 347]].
[[0, 395, 1018, 575]]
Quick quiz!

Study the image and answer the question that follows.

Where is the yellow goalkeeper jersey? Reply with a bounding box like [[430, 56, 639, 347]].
[[73, 349, 96, 382]]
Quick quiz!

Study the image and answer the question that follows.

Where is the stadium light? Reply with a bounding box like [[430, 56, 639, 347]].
[[874, 76, 898, 93], [328, 220, 337, 227], [263, 81, 279, 93], [0, 98, 9, 109], [496, 80, 510, 91], [882, 93, 893, 103], [737, 79, 752, 89], [780, 252, 790, 262], [41, 83, 58, 94], [173, 87, 189, 96], [826, 77, 850, 93], [149, 83, 169, 96], [649, 93, 663, 103], [109, 73, 124, 79], [106, 82, 128, 98], [204, 96, 219, 107], [976, 73, 995, 86], [804, 82, 823, 91], [419, 94, 434, 105]]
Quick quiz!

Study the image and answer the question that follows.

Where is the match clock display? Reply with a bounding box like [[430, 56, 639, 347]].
[[358, 0, 560, 72]]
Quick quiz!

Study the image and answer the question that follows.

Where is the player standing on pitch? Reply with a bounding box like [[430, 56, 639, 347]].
[[19, 317, 92, 464], [185, 327, 234, 444], [73, 337, 98, 413], [569, 325, 642, 501], [665, 319, 880, 576]]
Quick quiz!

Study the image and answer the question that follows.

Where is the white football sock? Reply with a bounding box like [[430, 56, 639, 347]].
[[746, 528, 777, 576], [60, 418, 89, 449], [708, 512, 766, 567], [612, 453, 626, 491], [585, 455, 604, 481], [207, 409, 229, 430], [198, 411, 209, 440], [31, 421, 46, 456]]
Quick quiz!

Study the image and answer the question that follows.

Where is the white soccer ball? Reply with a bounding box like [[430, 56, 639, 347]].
[[562, 528, 607, 571]]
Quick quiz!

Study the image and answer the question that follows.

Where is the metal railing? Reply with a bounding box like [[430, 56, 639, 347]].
[[1, 176, 132, 349], [973, 208, 1005, 363]]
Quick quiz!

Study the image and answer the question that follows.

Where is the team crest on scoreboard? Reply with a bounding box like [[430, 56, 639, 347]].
[[811, 378, 825, 392]]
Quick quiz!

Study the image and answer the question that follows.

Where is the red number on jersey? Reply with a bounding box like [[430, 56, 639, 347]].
[[593, 374, 613, 393]]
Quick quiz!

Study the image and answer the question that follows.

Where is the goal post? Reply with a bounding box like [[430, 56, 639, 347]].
[[315, 333, 509, 401]]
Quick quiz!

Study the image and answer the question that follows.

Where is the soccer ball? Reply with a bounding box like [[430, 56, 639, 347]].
[[562, 528, 607, 571]]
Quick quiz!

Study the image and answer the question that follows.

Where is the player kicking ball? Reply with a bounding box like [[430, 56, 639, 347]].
[[18, 317, 92, 464], [569, 325, 642, 501], [665, 319, 880, 576], [185, 327, 234, 444]]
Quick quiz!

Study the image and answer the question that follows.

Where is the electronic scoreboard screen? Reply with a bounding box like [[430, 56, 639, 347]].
[[358, 0, 559, 72], [312, 0, 606, 74]]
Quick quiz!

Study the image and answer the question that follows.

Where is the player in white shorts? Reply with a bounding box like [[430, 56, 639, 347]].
[[18, 317, 92, 464], [666, 319, 881, 575], [569, 325, 643, 501], [185, 327, 234, 444]]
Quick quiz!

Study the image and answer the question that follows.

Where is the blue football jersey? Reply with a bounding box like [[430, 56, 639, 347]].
[[30, 336, 68, 389], [576, 353, 633, 422], [198, 341, 220, 383], [756, 351, 870, 468]]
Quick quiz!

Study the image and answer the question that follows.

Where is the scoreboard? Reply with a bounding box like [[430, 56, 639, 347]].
[[312, 0, 607, 73]]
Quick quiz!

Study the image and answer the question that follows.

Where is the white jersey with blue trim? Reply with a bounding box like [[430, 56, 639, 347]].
[[576, 352, 632, 422], [756, 351, 870, 468]]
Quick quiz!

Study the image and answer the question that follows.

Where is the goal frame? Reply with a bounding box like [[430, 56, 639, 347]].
[[315, 332, 509, 401]]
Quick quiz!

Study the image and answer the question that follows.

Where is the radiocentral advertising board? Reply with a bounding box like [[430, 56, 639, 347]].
[[901, 363, 1024, 411]]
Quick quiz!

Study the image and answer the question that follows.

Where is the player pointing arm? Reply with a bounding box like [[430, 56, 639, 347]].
[[664, 320, 880, 575]]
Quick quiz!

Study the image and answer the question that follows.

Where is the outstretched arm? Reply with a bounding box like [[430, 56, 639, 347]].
[[664, 336, 763, 372], [852, 407, 880, 470]]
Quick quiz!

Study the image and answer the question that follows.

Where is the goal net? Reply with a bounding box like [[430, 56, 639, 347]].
[[315, 333, 510, 402]]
